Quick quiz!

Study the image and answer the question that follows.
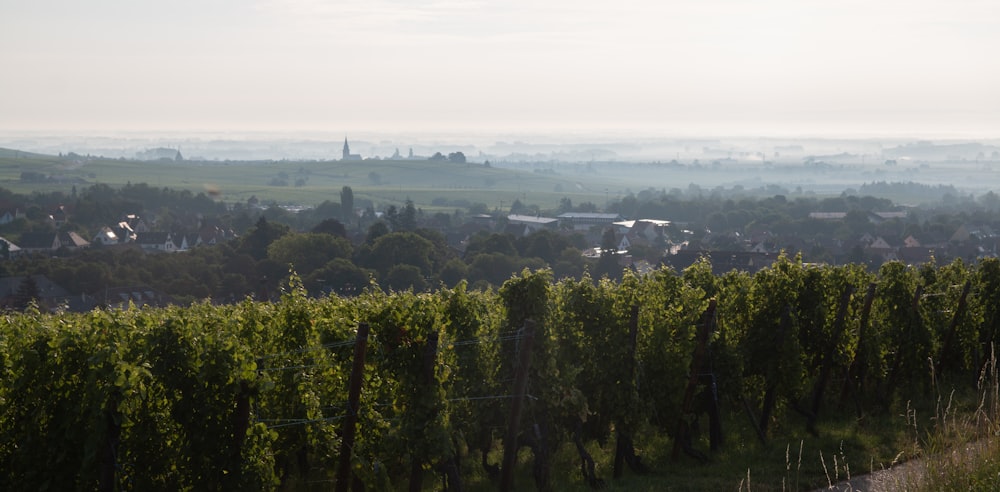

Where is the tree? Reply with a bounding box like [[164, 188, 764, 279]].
[[311, 219, 347, 238], [980, 191, 1000, 212], [384, 264, 427, 291], [304, 258, 371, 296], [385, 205, 399, 230], [466, 253, 520, 286], [340, 186, 355, 223], [558, 197, 573, 214], [360, 232, 435, 279], [267, 232, 353, 275], [594, 227, 622, 280], [365, 221, 390, 244], [438, 258, 469, 287], [310, 200, 343, 222], [448, 152, 466, 164], [552, 247, 586, 280], [239, 217, 291, 260], [465, 232, 518, 257], [399, 199, 417, 232], [466, 253, 545, 286], [12, 275, 40, 311], [517, 229, 572, 264], [467, 202, 489, 215]]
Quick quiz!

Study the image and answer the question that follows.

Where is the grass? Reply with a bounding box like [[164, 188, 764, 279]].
[[425, 370, 1000, 492], [0, 151, 620, 211], [879, 353, 1000, 491], [437, 402, 915, 491]]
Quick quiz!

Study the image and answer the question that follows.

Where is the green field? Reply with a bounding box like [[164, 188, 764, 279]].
[[0, 149, 622, 211]]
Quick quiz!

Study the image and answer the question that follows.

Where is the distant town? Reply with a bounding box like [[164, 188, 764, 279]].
[[1, 136, 999, 313]]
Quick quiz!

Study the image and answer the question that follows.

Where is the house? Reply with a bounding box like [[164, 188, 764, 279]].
[[0, 236, 21, 259], [806, 211, 907, 223], [506, 214, 559, 235], [664, 250, 778, 275], [197, 225, 235, 246], [0, 274, 96, 312], [113, 221, 138, 242], [503, 223, 530, 237], [121, 214, 150, 233], [616, 233, 632, 252], [59, 231, 90, 251], [557, 212, 624, 231], [865, 237, 898, 263], [135, 232, 178, 252], [92, 227, 121, 246], [950, 225, 971, 243], [614, 219, 670, 247], [749, 241, 773, 254], [872, 211, 908, 221], [93, 286, 175, 309], [0, 208, 24, 225], [808, 212, 847, 220], [899, 247, 936, 265], [867, 236, 893, 252], [17, 232, 61, 254], [177, 233, 199, 251], [470, 214, 495, 228], [49, 205, 69, 227]]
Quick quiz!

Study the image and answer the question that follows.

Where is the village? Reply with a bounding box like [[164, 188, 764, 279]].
[[2, 184, 998, 313]]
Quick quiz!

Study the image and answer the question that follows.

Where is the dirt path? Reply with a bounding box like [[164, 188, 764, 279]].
[[814, 440, 988, 491], [815, 459, 924, 491]]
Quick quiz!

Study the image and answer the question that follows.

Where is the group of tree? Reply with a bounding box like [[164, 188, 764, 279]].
[[1, 215, 600, 304], [4, 179, 1000, 307]]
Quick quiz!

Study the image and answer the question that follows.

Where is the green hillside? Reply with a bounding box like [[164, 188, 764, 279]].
[[0, 150, 616, 211]]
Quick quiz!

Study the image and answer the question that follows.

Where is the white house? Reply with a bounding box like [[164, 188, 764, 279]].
[[135, 232, 178, 252]]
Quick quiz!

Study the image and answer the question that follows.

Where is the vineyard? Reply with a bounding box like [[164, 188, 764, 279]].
[[3, 255, 1000, 491]]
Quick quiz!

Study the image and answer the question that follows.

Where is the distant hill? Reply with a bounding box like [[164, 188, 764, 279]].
[[0, 147, 610, 210], [883, 142, 1000, 161], [0, 148, 50, 159]]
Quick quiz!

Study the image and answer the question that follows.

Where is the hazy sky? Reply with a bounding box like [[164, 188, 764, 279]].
[[2, 0, 998, 138]]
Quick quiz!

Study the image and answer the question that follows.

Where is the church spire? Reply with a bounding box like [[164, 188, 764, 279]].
[[341, 137, 361, 161]]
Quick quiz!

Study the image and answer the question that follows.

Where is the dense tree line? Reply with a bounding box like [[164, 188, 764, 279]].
[[2, 181, 1000, 306], [0, 216, 594, 304]]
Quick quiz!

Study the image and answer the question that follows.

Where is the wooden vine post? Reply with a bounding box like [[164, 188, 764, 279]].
[[842, 282, 877, 415], [884, 286, 923, 401], [408, 332, 450, 492], [335, 322, 370, 492], [500, 320, 536, 492], [757, 305, 792, 441], [98, 390, 122, 492], [938, 280, 972, 376], [672, 299, 718, 460], [806, 285, 854, 434], [614, 304, 642, 478]]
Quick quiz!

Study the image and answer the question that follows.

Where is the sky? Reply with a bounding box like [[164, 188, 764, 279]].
[[2, 0, 999, 138]]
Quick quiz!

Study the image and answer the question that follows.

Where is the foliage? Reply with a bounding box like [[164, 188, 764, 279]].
[[0, 259, 998, 490]]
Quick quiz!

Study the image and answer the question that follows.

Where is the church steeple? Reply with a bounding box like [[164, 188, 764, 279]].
[[341, 137, 361, 161]]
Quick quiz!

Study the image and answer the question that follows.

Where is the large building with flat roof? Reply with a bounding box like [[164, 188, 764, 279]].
[[557, 212, 623, 231]]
